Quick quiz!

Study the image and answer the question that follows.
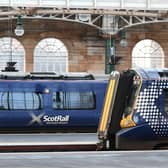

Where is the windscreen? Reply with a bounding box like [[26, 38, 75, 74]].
[[122, 75, 141, 118]]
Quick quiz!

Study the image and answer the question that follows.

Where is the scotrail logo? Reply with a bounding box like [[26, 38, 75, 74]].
[[28, 113, 44, 125], [28, 113, 70, 125], [43, 115, 70, 123]]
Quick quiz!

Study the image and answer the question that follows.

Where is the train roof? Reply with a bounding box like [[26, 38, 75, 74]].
[[0, 71, 95, 80], [132, 67, 168, 80], [0, 71, 109, 80]]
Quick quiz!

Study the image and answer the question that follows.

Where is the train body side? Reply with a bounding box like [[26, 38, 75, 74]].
[[0, 80, 107, 133]]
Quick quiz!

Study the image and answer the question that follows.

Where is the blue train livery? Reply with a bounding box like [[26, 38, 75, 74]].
[[0, 72, 107, 133], [1, 68, 168, 150], [98, 68, 168, 150]]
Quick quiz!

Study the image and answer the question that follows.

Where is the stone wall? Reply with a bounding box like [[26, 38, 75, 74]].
[[0, 19, 105, 73], [115, 22, 168, 71], [0, 19, 168, 73]]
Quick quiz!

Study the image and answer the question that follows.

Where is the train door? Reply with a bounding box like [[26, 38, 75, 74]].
[[97, 70, 136, 149], [158, 86, 168, 141], [108, 70, 137, 149]]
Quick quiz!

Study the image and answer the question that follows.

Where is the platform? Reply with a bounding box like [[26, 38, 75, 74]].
[[0, 133, 98, 151], [0, 150, 168, 168]]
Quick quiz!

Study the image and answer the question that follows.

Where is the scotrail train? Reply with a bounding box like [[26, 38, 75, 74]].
[[98, 67, 168, 150], [0, 71, 107, 133], [0, 68, 168, 150]]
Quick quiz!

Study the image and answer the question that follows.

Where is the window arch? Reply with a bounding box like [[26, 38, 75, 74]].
[[34, 38, 68, 72], [0, 37, 25, 71], [132, 39, 164, 68]]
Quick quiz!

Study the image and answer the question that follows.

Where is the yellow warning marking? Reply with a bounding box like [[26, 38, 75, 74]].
[[99, 79, 115, 132]]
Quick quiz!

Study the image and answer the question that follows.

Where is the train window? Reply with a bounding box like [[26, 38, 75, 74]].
[[0, 91, 43, 110], [52, 91, 95, 109], [123, 80, 140, 118], [164, 90, 168, 115]]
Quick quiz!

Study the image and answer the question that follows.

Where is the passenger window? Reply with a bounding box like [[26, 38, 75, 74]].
[[53, 91, 95, 109], [0, 91, 43, 110], [164, 90, 168, 115], [0, 92, 8, 110]]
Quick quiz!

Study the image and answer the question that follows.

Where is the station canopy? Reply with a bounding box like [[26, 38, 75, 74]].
[[0, 0, 167, 10]]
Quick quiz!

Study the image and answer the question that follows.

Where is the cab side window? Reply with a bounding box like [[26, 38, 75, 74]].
[[164, 89, 168, 115]]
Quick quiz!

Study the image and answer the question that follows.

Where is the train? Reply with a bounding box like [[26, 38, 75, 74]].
[[98, 67, 168, 150], [0, 68, 168, 150], [0, 71, 108, 133]]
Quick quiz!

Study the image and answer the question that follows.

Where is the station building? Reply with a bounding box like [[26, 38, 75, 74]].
[[0, 0, 167, 74]]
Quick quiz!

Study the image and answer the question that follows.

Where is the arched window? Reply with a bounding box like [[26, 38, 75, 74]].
[[132, 39, 164, 68], [0, 37, 25, 71], [34, 38, 68, 72]]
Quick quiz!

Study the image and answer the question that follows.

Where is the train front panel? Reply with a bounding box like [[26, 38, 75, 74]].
[[116, 69, 168, 150]]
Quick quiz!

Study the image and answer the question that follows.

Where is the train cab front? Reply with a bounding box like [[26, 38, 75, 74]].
[[115, 68, 160, 150]]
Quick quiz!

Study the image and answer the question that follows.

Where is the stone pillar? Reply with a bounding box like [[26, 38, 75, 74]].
[[21, 38, 38, 72]]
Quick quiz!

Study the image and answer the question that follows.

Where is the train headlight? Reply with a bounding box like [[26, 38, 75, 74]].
[[120, 114, 136, 128], [132, 114, 139, 123]]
